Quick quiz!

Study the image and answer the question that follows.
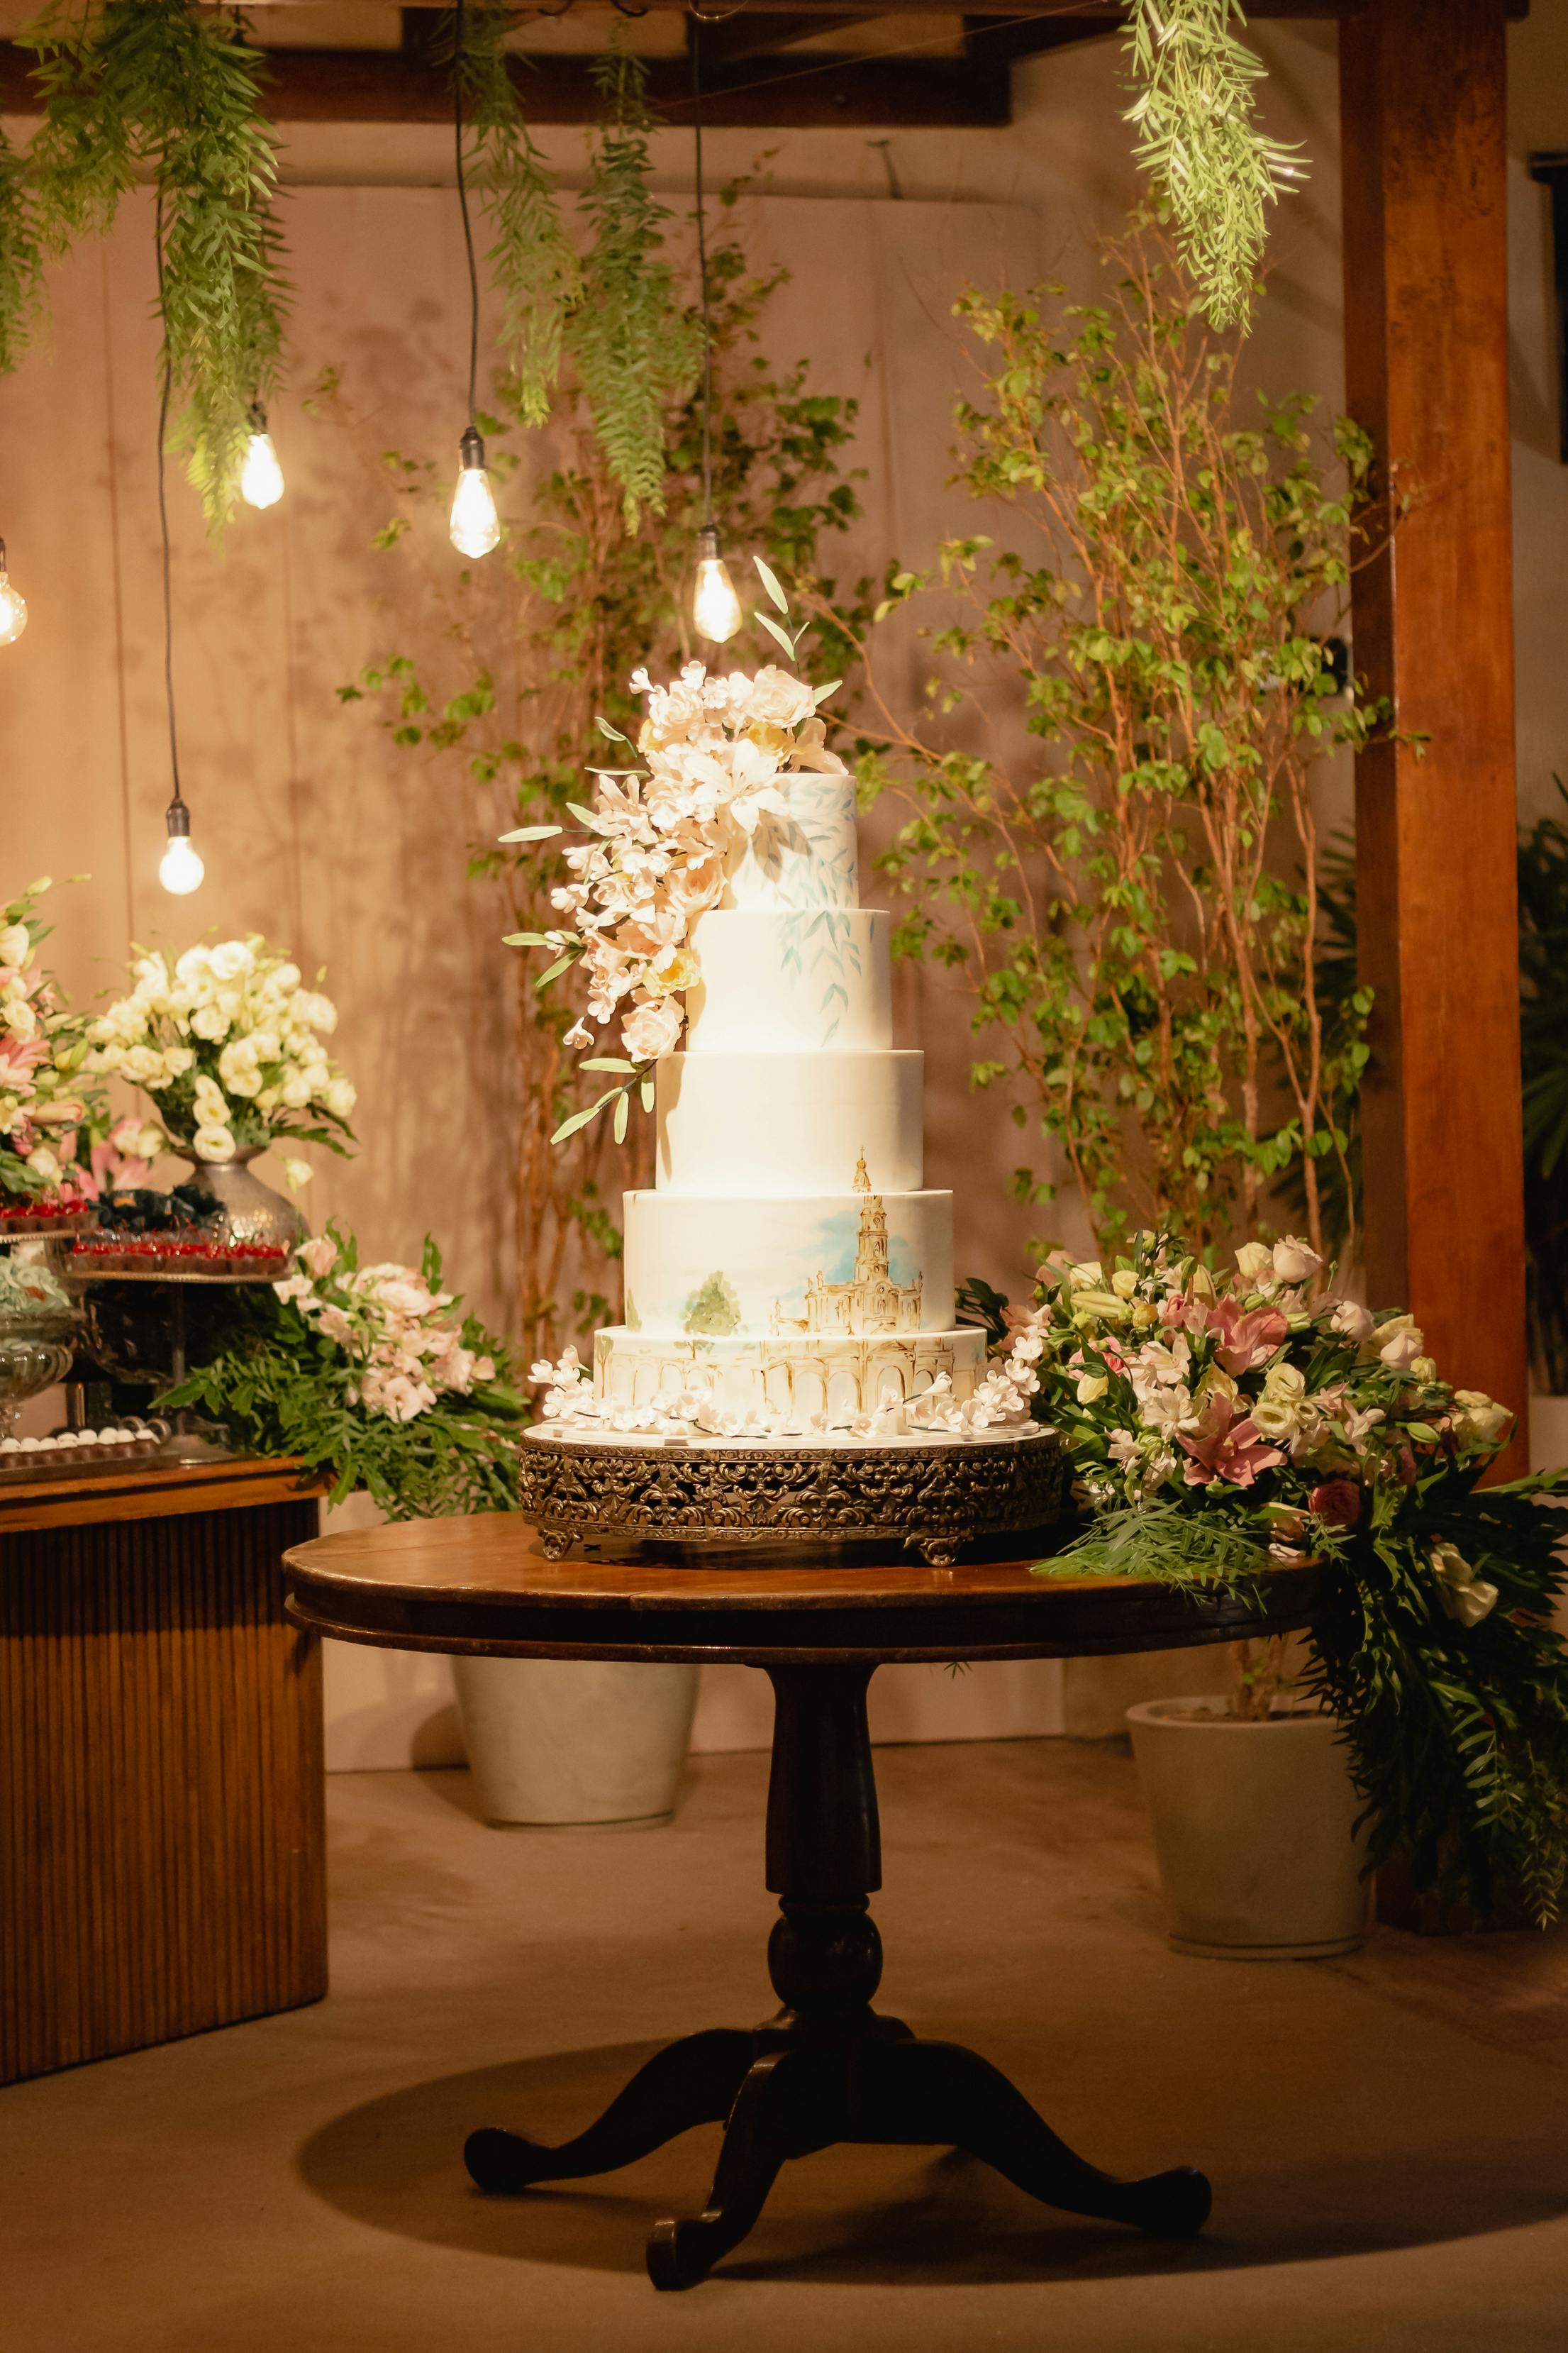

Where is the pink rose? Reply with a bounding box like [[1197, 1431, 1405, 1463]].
[[1308, 1478, 1362, 1529], [621, 997, 684, 1063]]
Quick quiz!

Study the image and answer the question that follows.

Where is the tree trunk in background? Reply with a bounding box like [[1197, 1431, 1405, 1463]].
[[1340, 0, 1529, 1468]]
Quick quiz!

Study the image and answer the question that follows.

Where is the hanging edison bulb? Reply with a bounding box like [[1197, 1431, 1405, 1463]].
[[158, 800, 204, 897], [450, 425, 501, 558], [0, 538, 28, 646], [240, 404, 285, 510], [692, 523, 743, 644]]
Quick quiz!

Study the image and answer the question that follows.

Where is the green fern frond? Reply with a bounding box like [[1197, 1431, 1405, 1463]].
[[22, 0, 289, 533], [567, 35, 701, 529], [447, 0, 580, 428], [0, 125, 45, 375], [1123, 1, 1305, 331]]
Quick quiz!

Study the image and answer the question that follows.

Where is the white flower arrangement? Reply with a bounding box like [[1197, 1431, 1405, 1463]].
[[528, 1346, 1037, 1445], [277, 1232, 496, 1422], [506, 563, 845, 1144], [84, 936, 356, 1167]]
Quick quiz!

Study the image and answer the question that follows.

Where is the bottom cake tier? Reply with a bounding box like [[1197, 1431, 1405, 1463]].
[[593, 1322, 989, 1423]]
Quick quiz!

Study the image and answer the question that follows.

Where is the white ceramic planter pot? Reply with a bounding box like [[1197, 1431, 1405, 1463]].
[[452, 1656, 699, 1828], [1128, 1699, 1370, 1960]]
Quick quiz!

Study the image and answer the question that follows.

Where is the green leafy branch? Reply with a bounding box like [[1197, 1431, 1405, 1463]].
[[1123, 0, 1304, 331]]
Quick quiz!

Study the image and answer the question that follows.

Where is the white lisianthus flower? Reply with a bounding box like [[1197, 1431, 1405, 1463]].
[[1431, 1541, 1499, 1627], [1272, 1236, 1322, 1286], [290, 989, 337, 1034], [0, 922, 30, 968], [1330, 1297, 1374, 1346], [298, 1235, 338, 1279], [1235, 1240, 1274, 1283], [279, 1071, 313, 1110], [4, 997, 37, 1042], [1375, 1315, 1425, 1372], [1451, 1389, 1512, 1449], [24, 1144, 60, 1183], [135, 1123, 166, 1159], [1075, 1372, 1108, 1405], [162, 1045, 195, 1079], [122, 1044, 166, 1085], [322, 1077, 357, 1120], [190, 1004, 230, 1042], [207, 941, 255, 984], [192, 1123, 237, 1163]]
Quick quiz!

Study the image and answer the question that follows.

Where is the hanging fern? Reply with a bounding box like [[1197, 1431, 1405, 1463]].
[[567, 35, 701, 529], [21, 0, 289, 531], [1123, 0, 1304, 331], [0, 127, 44, 375], [447, 0, 580, 430]]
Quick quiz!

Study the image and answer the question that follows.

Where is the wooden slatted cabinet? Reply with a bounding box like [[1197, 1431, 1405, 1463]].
[[1, 1460, 327, 2085]]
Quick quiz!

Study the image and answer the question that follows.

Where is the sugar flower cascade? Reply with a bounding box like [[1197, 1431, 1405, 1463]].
[[506, 562, 843, 1146]]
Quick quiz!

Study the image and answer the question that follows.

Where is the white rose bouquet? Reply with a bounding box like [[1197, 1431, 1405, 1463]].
[[84, 936, 356, 1168], [506, 563, 844, 1145], [0, 875, 101, 1208], [1006, 1228, 1568, 1925]]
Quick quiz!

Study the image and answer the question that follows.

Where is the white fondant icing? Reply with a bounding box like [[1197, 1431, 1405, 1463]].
[[592, 1323, 989, 1421], [623, 1184, 955, 1337], [685, 909, 891, 1053], [655, 1051, 923, 1195], [720, 774, 859, 911]]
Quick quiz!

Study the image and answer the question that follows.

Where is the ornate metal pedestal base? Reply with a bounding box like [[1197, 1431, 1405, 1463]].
[[519, 1423, 1064, 1568], [464, 1663, 1210, 2289]]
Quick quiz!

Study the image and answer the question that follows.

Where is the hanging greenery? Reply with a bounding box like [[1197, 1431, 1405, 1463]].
[[0, 127, 45, 377], [447, 0, 581, 431], [17, 0, 288, 529], [567, 37, 704, 528], [1123, 0, 1303, 330]]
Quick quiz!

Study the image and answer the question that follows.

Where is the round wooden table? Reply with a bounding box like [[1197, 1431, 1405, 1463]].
[[284, 1516, 1318, 2290]]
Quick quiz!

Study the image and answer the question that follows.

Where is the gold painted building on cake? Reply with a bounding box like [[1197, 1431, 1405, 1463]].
[[777, 1153, 924, 1339]]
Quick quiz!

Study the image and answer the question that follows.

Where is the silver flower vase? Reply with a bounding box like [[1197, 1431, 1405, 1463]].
[[174, 1146, 305, 1253]]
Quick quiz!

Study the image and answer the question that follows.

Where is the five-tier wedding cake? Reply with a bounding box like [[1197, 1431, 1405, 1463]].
[[596, 760, 990, 1426], [518, 640, 1059, 1555]]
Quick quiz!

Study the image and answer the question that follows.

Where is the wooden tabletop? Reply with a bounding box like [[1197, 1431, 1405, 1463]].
[[284, 1513, 1318, 1667], [0, 1455, 325, 1537]]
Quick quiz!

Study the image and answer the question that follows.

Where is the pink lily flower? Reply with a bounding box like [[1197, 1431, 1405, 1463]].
[[1179, 1410, 1286, 1489], [1203, 1297, 1289, 1375]]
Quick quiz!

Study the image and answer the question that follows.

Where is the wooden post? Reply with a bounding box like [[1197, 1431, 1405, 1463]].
[[1340, 0, 1529, 1460]]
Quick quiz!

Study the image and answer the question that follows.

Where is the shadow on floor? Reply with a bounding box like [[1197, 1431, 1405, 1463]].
[[297, 2037, 1568, 2286]]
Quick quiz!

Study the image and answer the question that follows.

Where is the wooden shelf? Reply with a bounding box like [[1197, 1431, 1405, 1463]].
[[0, 1455, 326, 1537]]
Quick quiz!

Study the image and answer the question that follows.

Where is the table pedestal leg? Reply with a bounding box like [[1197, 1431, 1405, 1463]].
[[465, 1661, 1211, 2290]]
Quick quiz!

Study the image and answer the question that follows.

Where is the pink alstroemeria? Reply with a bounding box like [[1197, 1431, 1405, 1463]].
[[1179, 1402, 1286, 1489], [1203, 1297, 1289, 1375]]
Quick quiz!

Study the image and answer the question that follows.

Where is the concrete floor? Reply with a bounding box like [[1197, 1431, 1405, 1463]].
[[5, 1737, 1568, 2352]]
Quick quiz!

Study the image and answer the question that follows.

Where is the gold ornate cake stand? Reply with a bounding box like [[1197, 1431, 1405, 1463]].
[[518, 1421, 1066, 1566]]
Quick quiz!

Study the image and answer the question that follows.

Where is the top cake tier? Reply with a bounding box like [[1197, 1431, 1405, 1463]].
[[720, 773, 860, 911]]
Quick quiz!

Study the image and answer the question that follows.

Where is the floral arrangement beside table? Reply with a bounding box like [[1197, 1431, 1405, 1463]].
[[974, 1232, 1568, 1933]]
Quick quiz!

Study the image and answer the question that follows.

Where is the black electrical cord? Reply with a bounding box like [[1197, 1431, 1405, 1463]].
[[153, 191, 184, 816], [454, 0, 481, 431], [691, 9, 715, 531]]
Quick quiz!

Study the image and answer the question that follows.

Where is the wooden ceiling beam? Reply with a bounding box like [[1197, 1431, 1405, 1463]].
[[694, 12, 867, 69], [0, 39, 1009, 127]]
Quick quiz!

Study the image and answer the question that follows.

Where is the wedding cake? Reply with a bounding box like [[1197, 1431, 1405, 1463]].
[[520, 633, 1038, 1454], [596, 759, 990, 1428]]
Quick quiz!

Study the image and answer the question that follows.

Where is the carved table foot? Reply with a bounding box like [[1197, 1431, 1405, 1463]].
[[465, 1662, 1212, 2289]]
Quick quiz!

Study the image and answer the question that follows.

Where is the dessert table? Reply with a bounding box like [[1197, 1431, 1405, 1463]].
[[284, 1514, 1318, 2290]]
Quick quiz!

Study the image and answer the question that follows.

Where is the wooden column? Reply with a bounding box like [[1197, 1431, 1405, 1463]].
[[1340, 0, 1529, 1456]]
